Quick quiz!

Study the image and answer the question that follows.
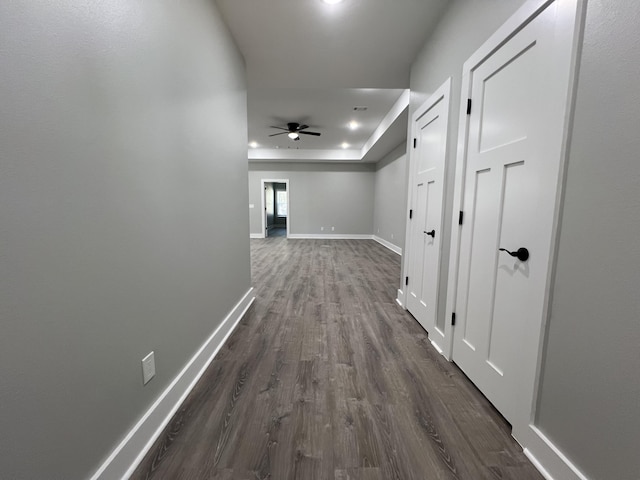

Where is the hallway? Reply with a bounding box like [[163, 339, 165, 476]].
[[132, 239, 542, 479]]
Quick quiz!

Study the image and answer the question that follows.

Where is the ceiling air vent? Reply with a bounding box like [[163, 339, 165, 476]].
[[353, 106, 368, 111]]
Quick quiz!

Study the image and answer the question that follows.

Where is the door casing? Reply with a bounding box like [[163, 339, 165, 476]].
[[260, 178, 290, 239]]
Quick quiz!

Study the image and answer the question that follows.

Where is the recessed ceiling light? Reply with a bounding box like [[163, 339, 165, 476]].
[[322, 0, 343, 4], [348, 121, 359, 130], [249, 141, 258, 148], [341, 142, 350, 149]]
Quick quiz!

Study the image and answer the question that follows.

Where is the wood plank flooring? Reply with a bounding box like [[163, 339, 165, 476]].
[[131, 238, 544, 480]]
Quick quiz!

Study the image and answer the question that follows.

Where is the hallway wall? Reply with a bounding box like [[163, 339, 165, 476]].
[[248, 162, 375, 236], [535, 1, 640, 478], [0, 1, 251, 479], [373, 143, 408, 251], [409, 1, 640, 478]]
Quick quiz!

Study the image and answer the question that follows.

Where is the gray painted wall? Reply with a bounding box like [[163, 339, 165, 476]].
[[410, 1, 640, 478], [248, 163, 375, 235], [536, 1, 640, 478], [373, 144, 407, 250], [407, 0, 528, 338], [0, 2, 251, 479]]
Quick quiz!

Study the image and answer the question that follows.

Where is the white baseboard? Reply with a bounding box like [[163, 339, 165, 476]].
[[396, 289, 406, 309], [249, 233, 264, 239], [372, 235, 402, 255], [517, 425, 589, 480], [261, 234, 402, 254], [89, 287, 255, 480], [287, 234, 373, 240]]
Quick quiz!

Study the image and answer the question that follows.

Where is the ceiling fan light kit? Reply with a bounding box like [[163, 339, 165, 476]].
[[269, 122, 321, 142]]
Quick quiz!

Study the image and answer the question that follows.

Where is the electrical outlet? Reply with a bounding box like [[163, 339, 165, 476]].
[[332, 226, 335, 231], [321, 226, 324, 231], [142, 351, 155, 385], [249, 204, 254, 209]]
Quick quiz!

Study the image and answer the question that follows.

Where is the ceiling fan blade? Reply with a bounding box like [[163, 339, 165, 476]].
[[299, 131, 321, 136], [269, 132, 288, 137], [270, 126, 289, 131], [297, 124, 309, 131]]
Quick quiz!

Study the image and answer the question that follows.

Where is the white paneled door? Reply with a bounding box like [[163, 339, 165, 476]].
[[406, 81, 450, 346], [452, 1, 577, 426]]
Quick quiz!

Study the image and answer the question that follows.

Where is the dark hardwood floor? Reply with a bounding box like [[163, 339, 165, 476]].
[[131, 238, 544, 480]]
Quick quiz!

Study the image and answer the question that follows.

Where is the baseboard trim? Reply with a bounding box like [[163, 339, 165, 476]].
[[396, 289, 406, 309], [265, 234, 403, 252], [429, 339, 444, 355], [524, 448, 555, 480], [89, 287, 255, 480], [372, 235, 402, 255], [518, 425, 589, 480], [287, 234, 373, 240], [249, 233, 264, 239]]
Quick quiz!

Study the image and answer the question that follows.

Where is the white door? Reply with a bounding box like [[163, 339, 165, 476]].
[[406, 84, 449, 340], [452, 2, 575, 424]]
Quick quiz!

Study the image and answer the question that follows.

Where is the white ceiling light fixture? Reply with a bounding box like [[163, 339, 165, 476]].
[[322, 0, 344, 4], [341, 142, 350, 149], [348, 121, 359, 130], [288, 132, 299, 140], [249, 141, 258, 148]]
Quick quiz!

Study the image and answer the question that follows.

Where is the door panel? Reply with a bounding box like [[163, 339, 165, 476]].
[[410, 181, 428, 307], [406, 95, 446, 338], [487, 160, 527, 375], [462, 167, 498, 353], [479, 42, 536, 153], [452, 2, 570, 425]]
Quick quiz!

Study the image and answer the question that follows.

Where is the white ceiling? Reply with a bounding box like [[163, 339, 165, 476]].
[[215, 0, 450, 162], [247, 88, 405, 150]]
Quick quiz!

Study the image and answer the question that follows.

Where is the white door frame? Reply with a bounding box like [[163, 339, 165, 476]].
[[400, 77, 452, 353], [443, 0, 586, 478], [260, 178, 290, 239]]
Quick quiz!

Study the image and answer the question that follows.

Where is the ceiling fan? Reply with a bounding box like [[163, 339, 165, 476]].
[[269, 122, 321, 141]]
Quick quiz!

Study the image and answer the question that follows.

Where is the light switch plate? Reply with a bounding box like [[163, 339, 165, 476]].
[[142, 351, 155, 385]]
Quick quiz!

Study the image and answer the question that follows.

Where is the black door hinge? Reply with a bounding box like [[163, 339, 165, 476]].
[[458, 211, 464, 225], [413, 138, 417, 148], [409, 209, 413, 219], [405, 276, 409, 286], [452, 312, 456, 326], [466, 99, 472, 115]]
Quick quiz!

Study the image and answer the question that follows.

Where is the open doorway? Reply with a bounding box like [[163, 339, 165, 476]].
[[261, 179, 289, 238]]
